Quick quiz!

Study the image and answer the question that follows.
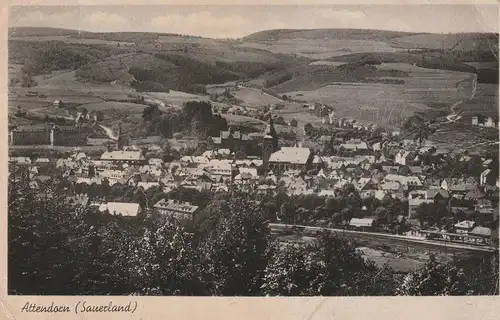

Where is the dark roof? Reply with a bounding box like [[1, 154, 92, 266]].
[[427, 189, 450, 199], [14, 124, 50, 131], [35, 175, 51, 182], [464, 190, 485, 200]]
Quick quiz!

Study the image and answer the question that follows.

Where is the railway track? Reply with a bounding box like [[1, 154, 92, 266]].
[[269, 223, 497, 255]]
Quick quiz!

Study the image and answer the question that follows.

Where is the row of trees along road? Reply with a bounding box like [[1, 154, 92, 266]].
[[8, 179, 498, 296]]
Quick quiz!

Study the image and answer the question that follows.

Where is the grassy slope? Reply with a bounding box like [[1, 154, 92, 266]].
[[8, 27, 80, 37], [8, 27, 498, 139], [390, 32, 499, 50], [261, 63, 409, 93], [242, 28, 418, 42], [243, 28, 498, 50], [9, 27, 308, 93]]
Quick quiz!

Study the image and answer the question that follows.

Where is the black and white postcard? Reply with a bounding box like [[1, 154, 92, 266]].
[[2, 0, 499, 319]]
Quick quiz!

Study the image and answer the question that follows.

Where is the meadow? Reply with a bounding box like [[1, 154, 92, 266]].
[[231, 87, 284, 108], [9, 35, 135, 46], [279, 62, 474, 128], [79, 101, 147, 113], [239, 39, 405, 59]]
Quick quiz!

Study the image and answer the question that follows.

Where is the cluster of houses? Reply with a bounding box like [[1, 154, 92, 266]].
[[8, 117, 499, 242], [472, 115, 499, 128]]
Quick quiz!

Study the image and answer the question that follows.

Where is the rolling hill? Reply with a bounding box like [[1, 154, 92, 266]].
[[8, 26, 498, 136], [239, 28, 499, 60], [242, 28, 418, 42], [8, 27, 309, 94], [8, 27, 80, 37], [263, 63, 409, 93]]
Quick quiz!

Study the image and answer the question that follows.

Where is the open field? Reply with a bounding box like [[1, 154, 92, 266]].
[[7, 27, 498, 146], [464, 61, 499, 69], [224, 114, 268, 129], [231, 87, 284, 108], [8, 97, 52, 111], [9, 35, 135, 46], [239, 39, 405, 59], [390, 33, 497, 51], [309, 61, 347, 66], [284, 83, 429, 128], [429, 82, 498, 149], [79, 101, 147, 113], [24, 70, 135, 101], [279, 63, 474, 128], [358, 246, 425, 272], [272, 103, 330, 128], [459, 83, 499, 117], [144, 90, 209, 106], [240, 29, 497, 59]]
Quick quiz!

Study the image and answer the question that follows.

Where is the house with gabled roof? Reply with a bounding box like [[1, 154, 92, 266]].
[[268, 147, 313, 172], [454, 220, 476, 234], [137, 181, 160, 190], [101, 151, 146, 165], [480, 169, 496, 186], [10, 157, 31, 165], [355, 177, 372, 191], [426, 189, 449, 200], [99, 202, 141, 217], [153, 199, 201, 226], [380, 181, 401, 191], [395, 150, 411, 166]]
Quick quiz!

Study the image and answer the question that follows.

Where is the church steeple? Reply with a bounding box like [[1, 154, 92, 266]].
[[262, 116, 279, 170], [116, 125, 123, 150], [264, 117, 277, 137]]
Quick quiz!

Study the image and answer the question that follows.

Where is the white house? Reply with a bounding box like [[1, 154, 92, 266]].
[[99, 202, 141, 217], [472, 116, 479, 125], [395, 150, 411, 166], [148, 158, 164, 167], [484, 117, 495, 127], [480, 169, 495, 186], [454, 220, 476, 234], [101, 151, 146, 165]]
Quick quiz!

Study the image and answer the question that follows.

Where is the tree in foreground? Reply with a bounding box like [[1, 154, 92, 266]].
[[396, 254, 470, 296], [198, 197, 276, 296], [261, 231, 397, 296]]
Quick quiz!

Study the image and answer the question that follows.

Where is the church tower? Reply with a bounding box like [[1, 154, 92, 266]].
[[116, 125, 124, 150], [262, 117, 278, 170]]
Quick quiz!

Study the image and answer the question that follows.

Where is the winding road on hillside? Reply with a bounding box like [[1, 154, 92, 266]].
[[98, 124, 118, 140], [444, 73, 477, 123]]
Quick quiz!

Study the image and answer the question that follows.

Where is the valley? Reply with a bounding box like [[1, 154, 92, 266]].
[[7, 26, 499, 149]]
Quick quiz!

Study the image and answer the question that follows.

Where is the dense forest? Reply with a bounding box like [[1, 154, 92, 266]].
[[139, 100, 228, 138]]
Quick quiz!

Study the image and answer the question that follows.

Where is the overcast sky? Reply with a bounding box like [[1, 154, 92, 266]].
[[9, 5, 499, 38]]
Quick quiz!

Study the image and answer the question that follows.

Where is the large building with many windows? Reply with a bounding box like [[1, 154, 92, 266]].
[[153, 199, 203, 227], [10, 125, 51, 146], [268, 147, 313, 172], [10, 125, 88, 146]]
